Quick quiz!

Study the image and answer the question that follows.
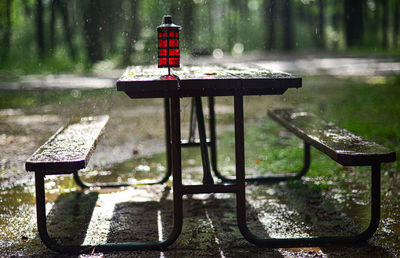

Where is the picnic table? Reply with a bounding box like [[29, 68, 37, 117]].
[[26, 63, 395, 253]]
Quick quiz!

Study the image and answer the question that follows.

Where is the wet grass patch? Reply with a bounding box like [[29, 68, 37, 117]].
[[0, 88, 113, 110]]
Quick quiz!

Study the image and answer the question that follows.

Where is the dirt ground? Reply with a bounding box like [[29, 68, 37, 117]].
[[1, 57, 400, 257]]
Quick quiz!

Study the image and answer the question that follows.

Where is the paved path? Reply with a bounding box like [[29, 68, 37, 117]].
[[1, 55, 400, 90]]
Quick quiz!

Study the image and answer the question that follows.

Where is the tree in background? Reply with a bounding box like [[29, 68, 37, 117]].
[[394, 0, 399, 47], [183, 0, 194, 53], [1, 0, 400, 73], [282, 0, 292, 51], [265, 0, 276, 50], [83, 1, 103, 63], [316, 0, 325, 49], [58, 0, 77, 60], [122, 0, 140, 66], [344, 0, 363, 48], [36, 0, 45, 58], [382, 0, 389, 49], [0, 0, 12, 62]]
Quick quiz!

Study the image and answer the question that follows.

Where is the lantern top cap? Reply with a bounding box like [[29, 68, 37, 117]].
[[157, 15, 181, 30]]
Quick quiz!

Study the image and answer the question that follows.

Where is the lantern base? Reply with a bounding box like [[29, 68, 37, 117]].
[[161, 74, 179, 80]]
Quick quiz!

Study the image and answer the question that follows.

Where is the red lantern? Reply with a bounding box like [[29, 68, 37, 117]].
[[158, 15, 181, 76]]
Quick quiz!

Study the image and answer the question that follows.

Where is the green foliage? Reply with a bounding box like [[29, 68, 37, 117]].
[[1, 0, 399, 74]]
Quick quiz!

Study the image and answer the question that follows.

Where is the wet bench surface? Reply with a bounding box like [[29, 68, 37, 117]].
[[268, 108, 396, 166], [25, 115, 109, 174]]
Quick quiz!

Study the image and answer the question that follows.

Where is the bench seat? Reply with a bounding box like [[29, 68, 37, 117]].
[[268, 108, 396, 166], [25, 115, 109, 174]]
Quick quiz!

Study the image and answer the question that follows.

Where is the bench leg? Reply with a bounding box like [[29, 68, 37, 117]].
[[236, 163, 382, 247], [35, 170, 183, 253]]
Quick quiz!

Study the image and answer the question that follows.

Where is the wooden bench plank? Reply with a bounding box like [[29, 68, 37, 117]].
[[268, 108, 396, 166], [25, 115, 109, 174]]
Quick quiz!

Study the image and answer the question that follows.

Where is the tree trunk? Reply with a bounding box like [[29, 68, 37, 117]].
[[207, 0, 215, 48], [0, 0, 12, 62], [265, 0, 276, 50], [102, 0, 118, 54], [49, 0, 56, 55], [183, 0, 195, 53], [282, 0, 292, 51], [381, 0, 389, 48], [36, 0, 46, 58], [316, 0, 325, 49], [122, 0, 140, 66], [394, 0, 399, 47], [344, 0, 363, 48], [58, 0, 77, 60], [83, 0, 103, 63]]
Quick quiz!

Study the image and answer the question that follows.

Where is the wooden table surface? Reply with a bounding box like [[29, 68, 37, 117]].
[[117, 64, 301, 98]]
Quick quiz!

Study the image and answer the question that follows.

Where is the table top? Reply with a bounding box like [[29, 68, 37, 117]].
[[117, 64, 301, 98]]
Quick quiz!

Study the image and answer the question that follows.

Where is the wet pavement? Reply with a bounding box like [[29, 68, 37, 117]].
[[1, 57, 400, 257]]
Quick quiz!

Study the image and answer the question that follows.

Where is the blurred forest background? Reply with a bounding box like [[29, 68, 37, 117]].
[[0, 0, 399, 74]]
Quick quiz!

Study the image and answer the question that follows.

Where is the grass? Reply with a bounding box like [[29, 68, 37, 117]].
[[0, 88, 113, 110]]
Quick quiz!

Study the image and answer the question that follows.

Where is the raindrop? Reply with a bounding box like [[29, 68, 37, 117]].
[[232, 43, 244, 57], [71, 89, 81, 98], [193, 0, 203, 3], [248, 0, 259, 11], [136, 164, 150, 172], [99, 26, 102, 31], [135, 41, 145, 51], [367, 0, 376, 11], [212, 48, 224, 59]]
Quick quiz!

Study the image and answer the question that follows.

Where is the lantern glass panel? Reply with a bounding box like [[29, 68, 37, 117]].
[[159, 58, 167, 66], [169, 39, 179, 47], [170, 58, 179, 65], [159, 39, 167, 48], [160, 49, 167, 56], [169, 49, 179, 56]]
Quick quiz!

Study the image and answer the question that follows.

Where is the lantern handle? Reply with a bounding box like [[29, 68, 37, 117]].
[[163, 15, 172, 24]]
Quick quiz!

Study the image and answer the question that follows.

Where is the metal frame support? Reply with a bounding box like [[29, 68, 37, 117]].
[[194, 97, 214, 184], [34, 95, 382, 253]]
